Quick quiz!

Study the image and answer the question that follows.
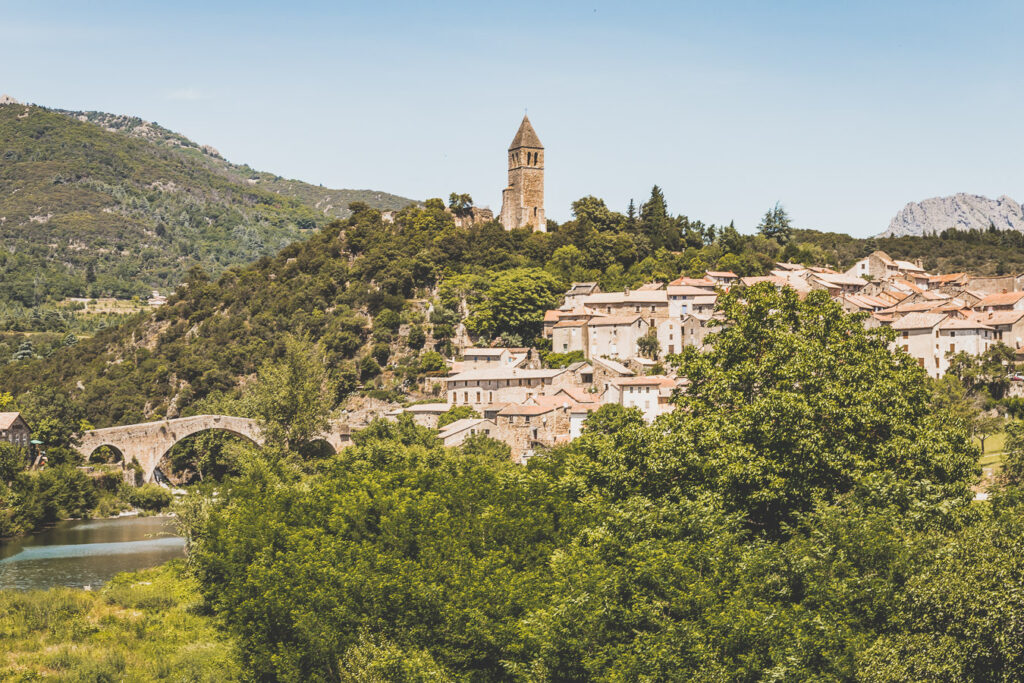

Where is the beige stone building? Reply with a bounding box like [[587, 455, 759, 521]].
[[603, 376, 678, 423], [891, 312, 947, 377], [438, 418, 498, 448], [500, 116, 545, 231], [587, 314, 651, 360], [494, 399, 572, 463], [444, 367, 575, 410]]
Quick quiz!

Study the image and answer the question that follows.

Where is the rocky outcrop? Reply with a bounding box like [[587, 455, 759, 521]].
[[881, 193, 1024, 237]]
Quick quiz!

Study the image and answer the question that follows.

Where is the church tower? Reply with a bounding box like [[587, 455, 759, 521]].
[[500, 116, 546, 232]]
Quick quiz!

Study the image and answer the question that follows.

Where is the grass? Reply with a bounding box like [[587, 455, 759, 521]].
[[0, 561, 239, 681]]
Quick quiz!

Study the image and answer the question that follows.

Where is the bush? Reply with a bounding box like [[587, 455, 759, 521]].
[[127, 484, 172, 512]]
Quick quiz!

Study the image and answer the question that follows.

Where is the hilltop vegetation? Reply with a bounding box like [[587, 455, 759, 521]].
[[0, 102, 413, 331], [0, 189, 782, 428]]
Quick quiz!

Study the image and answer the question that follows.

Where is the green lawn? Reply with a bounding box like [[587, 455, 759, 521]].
[[979, 432, 1006, 473]]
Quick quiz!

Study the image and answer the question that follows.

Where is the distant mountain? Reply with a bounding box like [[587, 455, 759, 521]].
[[880, 193, 1024, 237], [0, 98, 415, 310]]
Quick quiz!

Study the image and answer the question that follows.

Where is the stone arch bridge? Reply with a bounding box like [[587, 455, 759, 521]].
[[75, 415, 352, 483]]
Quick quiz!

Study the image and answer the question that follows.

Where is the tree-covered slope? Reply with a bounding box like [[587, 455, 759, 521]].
[[0, 102, 414, 309], [56, 108, 416, 221]]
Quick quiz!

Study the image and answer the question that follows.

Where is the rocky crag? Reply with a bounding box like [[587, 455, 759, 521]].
[[881, 193, 1024, 237]]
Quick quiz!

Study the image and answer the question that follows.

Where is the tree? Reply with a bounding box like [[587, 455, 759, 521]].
[[464, 268, 561, 343], [406, 325, 426, 351], [418, 350, 447, 376], [437, 405, 480, 429], [447, 193, 473, 218], [243, 336, 336, 452], [636, 330, 660, 359], [670, 284, 977, 534], [0, 442, 23, 484], [458, 433, 511, 461], [974, 414, 1003, 455], [1001, 420, 1024, 488], [757, 202, 792, 245]]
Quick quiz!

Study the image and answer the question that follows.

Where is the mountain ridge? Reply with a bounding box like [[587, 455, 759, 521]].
[[0, 99, 416, 312], [880, 192, 1024, 237]]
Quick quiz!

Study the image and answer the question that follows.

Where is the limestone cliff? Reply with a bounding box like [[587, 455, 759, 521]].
[[881, 193, 1024, 237]]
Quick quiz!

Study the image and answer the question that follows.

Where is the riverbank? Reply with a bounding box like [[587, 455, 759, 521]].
[[1, 462, 172, 541], [0, 560, 239, 680]]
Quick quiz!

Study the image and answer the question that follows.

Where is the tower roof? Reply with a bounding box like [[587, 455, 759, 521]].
[[509, 115, 542, 149]]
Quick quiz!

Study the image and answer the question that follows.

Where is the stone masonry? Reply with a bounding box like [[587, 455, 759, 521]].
[[500, 115, 546, 231]]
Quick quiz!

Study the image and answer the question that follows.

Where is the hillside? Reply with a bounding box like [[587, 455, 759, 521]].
[[0, 99, 414, 316], [56, 108, 415, 220], [880, 193, 1024, 237]]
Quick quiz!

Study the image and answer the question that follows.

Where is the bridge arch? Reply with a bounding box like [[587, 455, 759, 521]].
[[75, 415, 266, 483], [83, 443, 125, 464]]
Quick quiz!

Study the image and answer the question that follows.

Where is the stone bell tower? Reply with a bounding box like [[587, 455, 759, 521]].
[[500, 115, 546, 231]]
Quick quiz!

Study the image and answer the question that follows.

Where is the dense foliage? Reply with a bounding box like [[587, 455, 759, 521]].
[[174, 287, 1021, 681]]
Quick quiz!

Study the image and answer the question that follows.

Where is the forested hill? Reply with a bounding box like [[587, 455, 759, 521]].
[[55, 108, 415, 221], [0, 101, 414, 310], [0, 191, 778, 427]]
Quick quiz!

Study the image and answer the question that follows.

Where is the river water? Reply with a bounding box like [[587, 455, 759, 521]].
[[0, 516, 185, 591]]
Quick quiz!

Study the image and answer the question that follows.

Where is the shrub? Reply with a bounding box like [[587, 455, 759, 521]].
[[127, 484, 172, 512]]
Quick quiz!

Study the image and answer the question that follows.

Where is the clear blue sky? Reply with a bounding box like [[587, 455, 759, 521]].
[[2, 0, 1022, 236]]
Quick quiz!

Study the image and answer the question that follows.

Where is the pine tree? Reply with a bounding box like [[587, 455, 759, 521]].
[[757, 202, 793, 245]]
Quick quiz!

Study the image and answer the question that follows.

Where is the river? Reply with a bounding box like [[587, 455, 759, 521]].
[[0, 516, 185, 591]]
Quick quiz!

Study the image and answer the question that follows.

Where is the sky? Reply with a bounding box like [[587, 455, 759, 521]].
[[2, 0, 1023, 237]]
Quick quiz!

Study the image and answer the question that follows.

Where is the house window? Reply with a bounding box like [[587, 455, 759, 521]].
[[949, 344, 955, 353], [903, 331, 909, 339]]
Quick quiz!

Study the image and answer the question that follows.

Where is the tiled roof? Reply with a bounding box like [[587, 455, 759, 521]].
[[610, 376, 678, 388], [977, 291, 1024, 307], [0, 412, 24, 430], [438, 418, 492, 437], [890, 312, 947, 330], [939, 318, 994, 331], [587, 314, 648, 327]]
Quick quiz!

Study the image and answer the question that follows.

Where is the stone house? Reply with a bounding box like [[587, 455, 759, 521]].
[[444, 368, 575, 410], [562, 282, 601, 309], [681, 314, 718, 350], [656, 317, 684, 357], [845, 250, 900, 281], [580, 290, 669, 319], [667, 285, 714, 318], [603, 376, 678, 422], [401, 403, 452, 429], [552, 319, 588, 355], [590, 356, 634, 395], [975, 291, 1024, 312], [973, 310, 1024, 349], [890, 312, 948, 378], [494, 400, 572, 463], [935, 318, 996, 374], [669, 275, 717, 291], [0, 412, 30, 449], [586, 314, 651, 360], [438, 418, 498, 448], [461, 347, 531, 370], [705, 271, 738, 288]]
